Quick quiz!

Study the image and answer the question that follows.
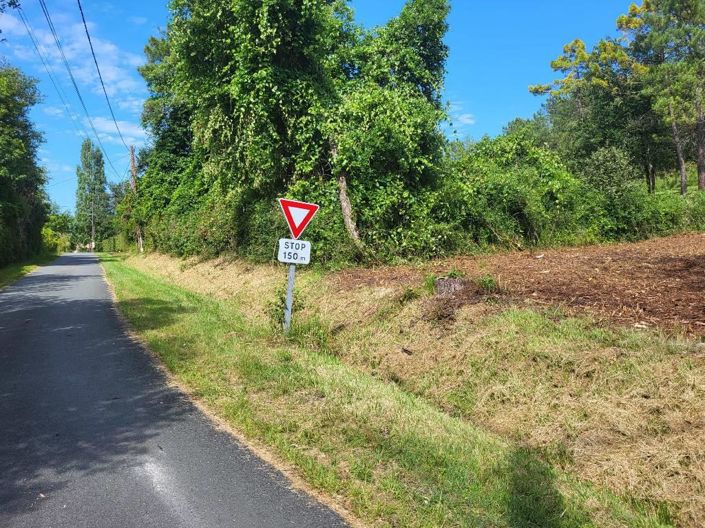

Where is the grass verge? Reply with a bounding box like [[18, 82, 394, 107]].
[[102, 254, 674, 528], [0, 253, 57, 290]]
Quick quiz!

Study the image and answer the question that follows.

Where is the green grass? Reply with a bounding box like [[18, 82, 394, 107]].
[[0, 253, 57, 290], [101, 255, 674, 528]]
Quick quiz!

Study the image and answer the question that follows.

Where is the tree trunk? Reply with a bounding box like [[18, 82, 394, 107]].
[[670, 104, 688, 196], [643, 143, 656, 193], [697, 113, 705, 190], [337, 172, 365, 253], [644, 162, 656, 193], [649, 163, 656, 194], [330, 139, 365, 253]]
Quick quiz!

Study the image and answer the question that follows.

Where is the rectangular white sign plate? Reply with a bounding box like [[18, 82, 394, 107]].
[[278, 239, 311, 265]]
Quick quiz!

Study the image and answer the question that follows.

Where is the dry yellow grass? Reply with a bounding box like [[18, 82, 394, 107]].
[[121, 252, 705, 526]]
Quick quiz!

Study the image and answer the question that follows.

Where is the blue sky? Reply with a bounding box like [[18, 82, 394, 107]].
[[0, 1, 628, 213]]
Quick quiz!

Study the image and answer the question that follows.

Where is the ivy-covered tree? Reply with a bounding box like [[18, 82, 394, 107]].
[[74, 139, 110, 249], [327, 0, 449, 252], [168, 0, 344, 193], [132, 0, 451, 259]]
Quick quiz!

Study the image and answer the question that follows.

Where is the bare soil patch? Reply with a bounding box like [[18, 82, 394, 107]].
[[334, 233, 705, 336]]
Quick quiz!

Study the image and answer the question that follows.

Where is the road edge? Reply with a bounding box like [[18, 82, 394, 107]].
[[98, 257, 363, 528]]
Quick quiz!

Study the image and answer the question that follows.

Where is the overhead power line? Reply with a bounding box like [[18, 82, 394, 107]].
[[16, 7, 89, 141], [35, 0, 121, 179], [76, 0, 130, 152]]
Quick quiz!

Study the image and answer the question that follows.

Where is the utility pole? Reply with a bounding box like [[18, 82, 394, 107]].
[[90, 196, 95, 251], [129, 145, 144, 253]]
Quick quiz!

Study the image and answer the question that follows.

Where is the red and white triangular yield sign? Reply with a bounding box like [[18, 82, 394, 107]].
[[278, 198, 320, 239]]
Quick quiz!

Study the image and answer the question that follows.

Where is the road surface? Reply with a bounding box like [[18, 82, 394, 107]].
[[0, 254, 347, 528]]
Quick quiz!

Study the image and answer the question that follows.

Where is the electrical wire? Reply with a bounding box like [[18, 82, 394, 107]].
[[45, 175, 77, 188], [35, 0, 121, 179], [16, 7, 89, 141], [76, 0, 130, 152]]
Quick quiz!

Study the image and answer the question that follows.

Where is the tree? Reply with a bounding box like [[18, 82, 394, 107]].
[[327, 0, 449, 251], [168, 0, 344, 194], [617, 0, 705, 193], [135, 0, 450, 258], [45, 204, 72, 234], [74, 139, 109, 249], [0, 64, 46, 265], [530, 1, 705, 194]]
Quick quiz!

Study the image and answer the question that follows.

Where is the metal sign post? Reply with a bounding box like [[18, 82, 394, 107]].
[[277, 199, 320, 334], [283, 264, 296, 333]]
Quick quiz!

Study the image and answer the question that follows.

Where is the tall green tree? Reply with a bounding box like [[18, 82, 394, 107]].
[[168, 0, 345, 193], [530, 1, 703, 194], [618, 0, 705, 193], [0, 64, 46, 265], [133, 0, 450, 258], [327, 0, 449, 251], [74, 139, 109, 249]]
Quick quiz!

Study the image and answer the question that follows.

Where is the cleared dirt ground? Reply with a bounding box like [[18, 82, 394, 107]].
[[338, 232, 705, 337]]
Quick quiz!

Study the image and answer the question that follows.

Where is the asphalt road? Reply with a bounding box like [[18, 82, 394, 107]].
[[0, 254, 347, 528]]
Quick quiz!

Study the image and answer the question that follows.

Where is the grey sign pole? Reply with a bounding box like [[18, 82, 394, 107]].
[[283, 264, 296, 333]]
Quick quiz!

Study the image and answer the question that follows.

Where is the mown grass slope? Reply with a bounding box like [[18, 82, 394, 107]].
[[101, 251, 695, 527]]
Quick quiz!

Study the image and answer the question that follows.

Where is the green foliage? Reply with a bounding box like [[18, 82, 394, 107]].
[[441, 135, 602, 248], [444, 267, 466, 279], [74, 139, 111, 248], [328, 81, 448, 258], [115, 0, 705, 268], [267, 282, 305, 330], [579, 146, 641, 191], [0, 65, 47, 266], [41, 226, 70, 254], [686, 191, 705, 230], [102, 233, 131, 253], [475, 274, 500, 294], [125, 0, 455, 264]]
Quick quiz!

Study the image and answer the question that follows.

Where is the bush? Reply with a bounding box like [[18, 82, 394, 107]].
[[42, 227, 71, 254], [441, 136, 603, 248], [102, 233, 131, 253], [686, 191, 705, 230], [578, 147, 641, 192], [131, 132, 705, 267]]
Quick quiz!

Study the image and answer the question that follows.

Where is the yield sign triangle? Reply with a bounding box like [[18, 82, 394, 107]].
[[278, 198, 320, 239]]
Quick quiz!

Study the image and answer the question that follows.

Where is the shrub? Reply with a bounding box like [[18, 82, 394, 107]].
[[686, 191, 705, 230], [102, 233, 131, 253], [441, 136, 603, 248], [578, 147, 641, 192], [42, 227, 71, 254]]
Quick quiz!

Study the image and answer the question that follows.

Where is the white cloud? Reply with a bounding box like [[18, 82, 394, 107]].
[[42, 105, 65, 118], [0, 12, 24, 37], [117, 96, 145, 115], [448, 100, 464, 113], [86, 116, 146, 148], [41, 157, 74, 175], [129, 16, 148, 26], [447, 100, 476, 130], [456, 113, 476, 126], [2, 11, 147, 121]]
